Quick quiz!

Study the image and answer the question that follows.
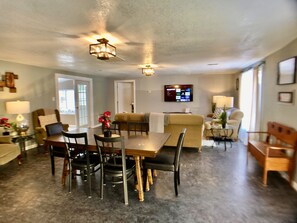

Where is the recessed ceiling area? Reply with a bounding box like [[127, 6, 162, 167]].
[[0, 0, 297, 78]]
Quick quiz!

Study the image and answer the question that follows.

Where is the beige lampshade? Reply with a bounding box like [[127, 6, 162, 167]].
[[213, 95, 225, 104], [6, 101, 30, 122], [215, 96, 234, 108], [6, 101, 30, 114]]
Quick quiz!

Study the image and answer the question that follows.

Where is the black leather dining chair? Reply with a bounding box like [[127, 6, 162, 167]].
[[45, 122, 66, 182], [94, 134, 135, 205], [62, 131, 101, 198], [142, 128, 186, 196]]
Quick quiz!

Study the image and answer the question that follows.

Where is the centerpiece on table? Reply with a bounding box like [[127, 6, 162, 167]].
[[0, 118, 16, 135], [98, 111, 112, 137], [219, 110, 227, 129]]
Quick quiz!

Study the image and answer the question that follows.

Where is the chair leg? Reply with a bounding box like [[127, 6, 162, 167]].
[[122, 164, 128, 205], [50, 155, 55, 176], [61, 158, 68, 185], [68, 163, 72, 193], [143, 167, 148, 192], [100, 166, 104, 200], [174, 171, 178, 196], [177, 168, 180, 185], [87, 166, 91, 198]]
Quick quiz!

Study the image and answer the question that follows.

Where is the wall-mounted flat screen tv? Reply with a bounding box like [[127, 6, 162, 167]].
[[164, 84, 193, 102]]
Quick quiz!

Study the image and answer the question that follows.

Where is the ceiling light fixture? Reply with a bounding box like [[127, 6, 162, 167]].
[[142, 65, 155, 76], [89, 38, 116, 60]]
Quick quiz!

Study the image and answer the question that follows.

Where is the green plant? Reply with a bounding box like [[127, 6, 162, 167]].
[[219, 111, 227, 128]]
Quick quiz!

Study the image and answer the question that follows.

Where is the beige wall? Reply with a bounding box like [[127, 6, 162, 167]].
[[0, 60, 108, 129], [261, 37, 297, 184], [108, 73, 237, 117], [262, 38, 297, 129]]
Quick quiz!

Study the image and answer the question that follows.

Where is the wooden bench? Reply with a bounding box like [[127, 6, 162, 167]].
[[247, 122, 297, 186]]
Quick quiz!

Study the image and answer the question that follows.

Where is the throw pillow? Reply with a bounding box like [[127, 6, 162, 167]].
[[38, 114, 58, 129], [212, 108, 223, 119]]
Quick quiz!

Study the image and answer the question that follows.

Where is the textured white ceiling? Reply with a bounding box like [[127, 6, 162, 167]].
[[0, 0, 297, 78]]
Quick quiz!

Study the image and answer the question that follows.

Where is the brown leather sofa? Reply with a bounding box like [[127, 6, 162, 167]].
[[32, 108, 69, 146]]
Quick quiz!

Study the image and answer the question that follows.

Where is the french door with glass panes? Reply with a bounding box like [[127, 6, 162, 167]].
[[56, 74, 93, 129], [75, 80, 89, 128]]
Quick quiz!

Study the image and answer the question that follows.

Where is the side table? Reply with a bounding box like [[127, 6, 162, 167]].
[[209, 125, 234, 151], [11, 133, 35, 156]]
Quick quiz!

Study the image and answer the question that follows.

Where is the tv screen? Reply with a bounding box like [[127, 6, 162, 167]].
[[164, 84, 193, 102]]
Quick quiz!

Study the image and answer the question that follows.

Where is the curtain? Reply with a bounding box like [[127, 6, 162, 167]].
[[238, 64, 263, 144]]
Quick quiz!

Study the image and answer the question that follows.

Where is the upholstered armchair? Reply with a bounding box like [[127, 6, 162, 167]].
[[204, 108, 244, 140], [32, 108, 69, 146], [0, 136, 21, 165]]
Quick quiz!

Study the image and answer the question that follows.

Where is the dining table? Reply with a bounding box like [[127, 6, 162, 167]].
[[43, 127, 171, 202]]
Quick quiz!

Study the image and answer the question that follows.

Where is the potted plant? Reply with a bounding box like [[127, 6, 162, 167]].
[[98, 111, 112, 137], [219, 110, 227, 129]]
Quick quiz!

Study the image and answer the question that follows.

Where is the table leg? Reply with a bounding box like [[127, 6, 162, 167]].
[[134, 155, 144, 202]]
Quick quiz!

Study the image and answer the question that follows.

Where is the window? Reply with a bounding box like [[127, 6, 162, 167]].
[[59, 90, 75, 114], [239, 64, 263, 144]]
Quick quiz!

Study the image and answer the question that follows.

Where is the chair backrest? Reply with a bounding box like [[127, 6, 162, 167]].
[[45, 122, 64, 136], [62, 131, 90, 160], [127, 121, 149, 135], [102, 121, 121, 135], [32, 108, 61, 129], [94, 134, 126, 167], [174, 128, 187, 171]]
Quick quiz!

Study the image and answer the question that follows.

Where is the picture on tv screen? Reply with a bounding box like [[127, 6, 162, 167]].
[[164, 84, 193, 102]]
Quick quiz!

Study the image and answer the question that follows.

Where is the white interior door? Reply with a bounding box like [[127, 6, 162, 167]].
[[114, 80, 136, 113]]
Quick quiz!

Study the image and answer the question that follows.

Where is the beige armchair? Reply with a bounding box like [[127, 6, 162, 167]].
[[0, 136, 21, 165], [32, 108, 69, 146], [204, 108, 244, 140]]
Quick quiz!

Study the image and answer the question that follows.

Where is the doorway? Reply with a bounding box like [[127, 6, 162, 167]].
[[114, 80, 136, 113], [55, 73, 94, 128]]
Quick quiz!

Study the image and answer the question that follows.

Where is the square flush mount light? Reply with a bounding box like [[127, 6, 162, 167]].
[[89, 38, 116, 60]]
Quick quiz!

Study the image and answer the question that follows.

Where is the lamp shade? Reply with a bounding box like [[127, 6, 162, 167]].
[[225, 97, 234, 108], [213, 95, 225, 104], [6, 101, 30, 114], [215, 96, 234, 108]]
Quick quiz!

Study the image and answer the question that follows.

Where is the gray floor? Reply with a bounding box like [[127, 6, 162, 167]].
[[0, 141, 296, 223]]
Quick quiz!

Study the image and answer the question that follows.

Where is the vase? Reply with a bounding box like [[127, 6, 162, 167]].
[[104, 129, 112, 137], [222, 122, 226, 129]]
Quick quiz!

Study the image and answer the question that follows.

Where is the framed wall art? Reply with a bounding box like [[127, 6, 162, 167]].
[[277, 57, 297, 85], [278, 91, 294, 104]]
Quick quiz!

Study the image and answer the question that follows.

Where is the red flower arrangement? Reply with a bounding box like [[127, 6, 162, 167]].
[[98, 111, 111, 129], [0, 117, 11, 128]]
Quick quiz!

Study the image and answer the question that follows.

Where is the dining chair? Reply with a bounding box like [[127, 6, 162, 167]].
[[62, 131, 101, 198], [102, 120, 121, 135], [127, 121, 149, 135], [142, 128, 186, 196], [94, 134, 135, 205], [45, 122, 67, 184]]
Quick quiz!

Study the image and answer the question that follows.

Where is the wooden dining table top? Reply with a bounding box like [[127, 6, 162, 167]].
[[44, 127, 171, 158]]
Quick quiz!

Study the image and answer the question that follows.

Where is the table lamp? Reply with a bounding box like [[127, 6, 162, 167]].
[[6, 101, 30, 135]]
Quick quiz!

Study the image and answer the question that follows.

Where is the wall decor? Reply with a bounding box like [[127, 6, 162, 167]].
[[278, 91, 293, 104], [236, 78, 239, 91], [0, 72, 18, 93], [277, 57, 297, 85]]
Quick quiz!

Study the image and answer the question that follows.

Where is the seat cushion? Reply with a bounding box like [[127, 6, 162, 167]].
[[143, 153, 174, 172], [0, 144, 20, 165]]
